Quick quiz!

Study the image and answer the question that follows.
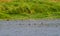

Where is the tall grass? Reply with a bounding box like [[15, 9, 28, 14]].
[[0, 0, 60, 20]]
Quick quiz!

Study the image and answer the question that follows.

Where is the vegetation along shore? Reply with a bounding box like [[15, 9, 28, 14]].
[[0, 0, 60, 20]]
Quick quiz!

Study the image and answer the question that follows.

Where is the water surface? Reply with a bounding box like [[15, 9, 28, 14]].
[[0, 20, 60, 36]]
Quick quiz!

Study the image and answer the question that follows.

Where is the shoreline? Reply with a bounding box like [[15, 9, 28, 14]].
[[0, 19, 60, 25]]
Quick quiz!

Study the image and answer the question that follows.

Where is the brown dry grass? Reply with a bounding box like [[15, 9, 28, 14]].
[[49, 0, 60, 2], [0, 0, 13, 2]]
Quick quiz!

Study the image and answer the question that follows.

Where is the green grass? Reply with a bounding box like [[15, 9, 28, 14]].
[[0, 0, 60, 20]]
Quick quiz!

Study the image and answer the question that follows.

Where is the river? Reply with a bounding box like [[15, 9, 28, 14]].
[[0, 20, 60, 36]]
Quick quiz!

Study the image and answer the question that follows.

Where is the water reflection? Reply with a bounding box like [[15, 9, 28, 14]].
[[18, 23, 60, 27]]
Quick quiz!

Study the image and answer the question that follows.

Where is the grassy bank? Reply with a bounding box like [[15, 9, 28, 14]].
[[0, 0, 60, 20]]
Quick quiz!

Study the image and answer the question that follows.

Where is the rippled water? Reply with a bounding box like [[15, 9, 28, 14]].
[[0, 20, 60, 36]]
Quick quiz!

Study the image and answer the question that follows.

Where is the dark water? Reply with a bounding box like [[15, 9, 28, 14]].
[[0, 20, 60, 36]]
